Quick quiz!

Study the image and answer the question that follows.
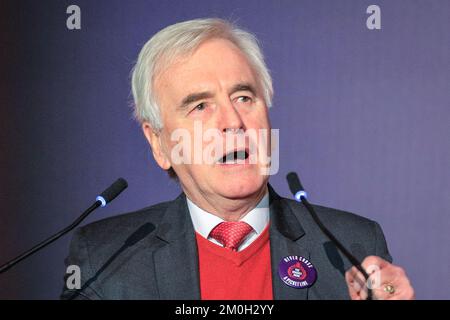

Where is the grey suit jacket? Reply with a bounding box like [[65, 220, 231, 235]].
[[61, 185, 392, 300]]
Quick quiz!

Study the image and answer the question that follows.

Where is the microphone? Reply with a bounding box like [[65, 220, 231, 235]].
[[0, 178, 128, 274], [286, 172, 373, 300]]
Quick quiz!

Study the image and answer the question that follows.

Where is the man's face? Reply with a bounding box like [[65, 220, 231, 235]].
[[148, 38, 271, 202]]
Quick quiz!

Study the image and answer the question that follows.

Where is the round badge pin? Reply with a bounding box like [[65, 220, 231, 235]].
[[278, 255, 317, 289]]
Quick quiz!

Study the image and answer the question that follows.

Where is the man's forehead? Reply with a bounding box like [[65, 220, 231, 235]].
[[157, 69, 258, 101], [155, 38, 259, 101]]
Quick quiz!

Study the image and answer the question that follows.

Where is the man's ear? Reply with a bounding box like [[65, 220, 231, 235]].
[[142, 122, 172, 170]]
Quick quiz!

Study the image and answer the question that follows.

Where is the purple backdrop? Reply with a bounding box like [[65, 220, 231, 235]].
[[0, 0, 449, 299]]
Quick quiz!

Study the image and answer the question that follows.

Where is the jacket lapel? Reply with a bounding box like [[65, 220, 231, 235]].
[[269, 186, 311, 300], [153, 193, 201, 299]]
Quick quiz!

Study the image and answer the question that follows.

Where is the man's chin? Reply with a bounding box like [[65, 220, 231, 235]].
[[215, 178, 267, 200]]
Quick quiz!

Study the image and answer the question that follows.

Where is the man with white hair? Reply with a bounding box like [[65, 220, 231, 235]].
[[61, 18, 414, 300]]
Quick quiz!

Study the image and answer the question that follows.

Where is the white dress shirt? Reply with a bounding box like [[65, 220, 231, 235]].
[[187, 193, 270, 251]]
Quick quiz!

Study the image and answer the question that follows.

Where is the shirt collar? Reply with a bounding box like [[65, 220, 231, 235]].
[[187, 193, 270, 239]]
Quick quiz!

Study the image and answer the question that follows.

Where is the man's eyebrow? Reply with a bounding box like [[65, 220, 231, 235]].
[[179, 91, 214, 109], [229, 83, 257, 96]]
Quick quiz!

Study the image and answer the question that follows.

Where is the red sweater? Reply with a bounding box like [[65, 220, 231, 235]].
[[195, 224, 273, 300]]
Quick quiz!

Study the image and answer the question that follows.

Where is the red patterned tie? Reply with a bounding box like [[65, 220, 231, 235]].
[[209, 221, 253, 251]]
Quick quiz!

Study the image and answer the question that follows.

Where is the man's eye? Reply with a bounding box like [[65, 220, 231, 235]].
[[193, 103, 206, 111], [236, 96, 252, 103]]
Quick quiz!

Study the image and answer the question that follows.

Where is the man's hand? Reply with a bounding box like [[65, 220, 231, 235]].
[[345, 255, 415, 300]]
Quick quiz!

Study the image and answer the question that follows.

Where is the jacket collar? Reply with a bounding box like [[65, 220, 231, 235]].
[[268, 184, 305, 241], [155, 192, 191, 243], [155, 184, 305, 243]]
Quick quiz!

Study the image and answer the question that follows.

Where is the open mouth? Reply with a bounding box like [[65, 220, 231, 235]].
[[217, 149, 249, 164]]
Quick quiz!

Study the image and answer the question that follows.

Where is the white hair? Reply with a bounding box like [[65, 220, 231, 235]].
[[131, 18, 273, 130]]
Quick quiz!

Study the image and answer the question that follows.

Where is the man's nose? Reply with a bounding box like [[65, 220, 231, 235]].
[[218, 99, 245, 132]]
